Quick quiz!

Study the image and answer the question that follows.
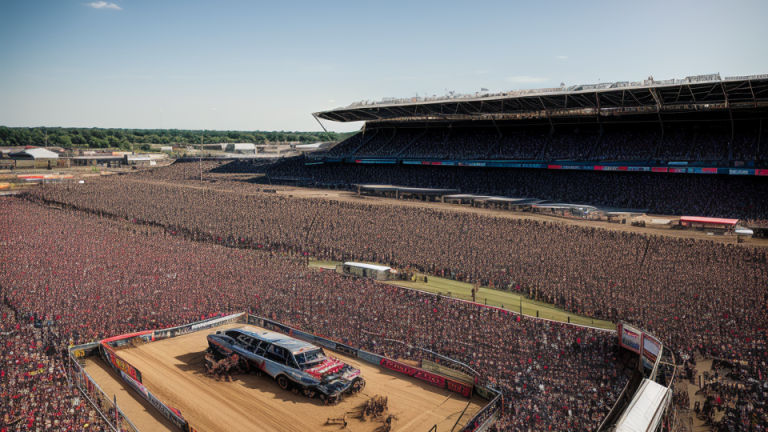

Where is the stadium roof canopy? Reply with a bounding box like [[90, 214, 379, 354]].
[[314, 74, 768, 123]]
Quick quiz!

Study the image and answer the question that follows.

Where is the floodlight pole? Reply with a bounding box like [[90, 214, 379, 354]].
[[200, 133, 203, 182]]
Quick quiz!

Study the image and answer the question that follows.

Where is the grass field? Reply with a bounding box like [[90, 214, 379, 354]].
[[309, 260, 615, 330]]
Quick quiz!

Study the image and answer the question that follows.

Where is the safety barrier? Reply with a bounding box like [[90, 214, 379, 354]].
[[67, 347, 140, 432], [70, 311, 504, 431], [68, 312, 246, 432], [246, 313, 505, 429]]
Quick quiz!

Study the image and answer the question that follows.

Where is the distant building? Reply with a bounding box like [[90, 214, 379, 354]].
[[9, 148, 59, 160], [9, 148, 60, 169], [224, 143, 256, 154], [295, 142, 333, 152]]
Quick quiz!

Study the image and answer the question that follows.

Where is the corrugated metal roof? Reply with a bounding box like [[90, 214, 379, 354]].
[[10, 148, 59, 159], [615, 379, 670, 432]]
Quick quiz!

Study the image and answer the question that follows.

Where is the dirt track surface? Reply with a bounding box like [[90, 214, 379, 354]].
[[96, 324, 484, 432]]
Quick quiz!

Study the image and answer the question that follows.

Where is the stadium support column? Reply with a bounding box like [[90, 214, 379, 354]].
[[492, 118, 502, 137], [313, 114, 334, 142], [539, 97, 554, 134], [649, 88, 664, 160], [721, 80, 734, 162]]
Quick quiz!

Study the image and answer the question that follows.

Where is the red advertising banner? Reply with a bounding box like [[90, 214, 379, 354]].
[[379, 358, 460, 393], [548, 165, 562, 170], [652, 167, 668, 173], [380, 358, 418, 376], [446, 378, 473, 397], [413, 370, 445, 387], [103, 346, 143, 383], [756, 169, 768, 176]]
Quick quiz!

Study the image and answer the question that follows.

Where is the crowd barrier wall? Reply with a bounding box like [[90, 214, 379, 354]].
[[249, 314, 475, 397], [98, 340, 186, 429], [246, 313, 504, 429], [67, 346, 140, 432], [246, 314, 510, 431], [67, 312, 245, 432]]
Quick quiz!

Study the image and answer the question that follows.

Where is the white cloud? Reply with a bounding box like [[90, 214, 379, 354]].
[[556, 55, 568, 59], [83, 2, 122, 10], [506, 76, 548, 83], [327, 100, 335, 103]]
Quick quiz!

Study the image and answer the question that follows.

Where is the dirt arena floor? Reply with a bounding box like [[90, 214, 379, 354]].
[[88, 323, 485, 432]]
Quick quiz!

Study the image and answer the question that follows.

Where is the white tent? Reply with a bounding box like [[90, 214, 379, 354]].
[[614, 379, 671, 432]]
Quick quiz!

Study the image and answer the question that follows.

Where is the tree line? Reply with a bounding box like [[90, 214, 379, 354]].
[[0, 126, 355, 149]]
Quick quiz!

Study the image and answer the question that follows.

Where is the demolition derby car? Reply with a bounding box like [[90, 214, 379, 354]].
[[207, 327, 365, 404]]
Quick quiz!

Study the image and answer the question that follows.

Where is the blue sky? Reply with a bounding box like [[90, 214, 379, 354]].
[[1, 0, 766, 133]]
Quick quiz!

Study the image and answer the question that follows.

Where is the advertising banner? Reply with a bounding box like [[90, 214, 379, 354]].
[[446, 379, 473, 397], [729, 169, 752, 175], [474, 385, 493, 400], [643, 334, 661, 363], [70, 342, 100, 359], [291, 330, 316, 344], [148, 393, 186, 429], [422, 360, 474, 385], [120, 370, 149, 399], [619, 323, 642, 354], [261, 319, 292, 335], [102, 345, 143, 383], [358, 350, 383, 366], [379, 358, 446, 388], [335, 343, 358, 357], [313, 337, 337, 350]]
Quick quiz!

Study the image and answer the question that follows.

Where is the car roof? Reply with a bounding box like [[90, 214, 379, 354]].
[[228, 327, 318, 354]]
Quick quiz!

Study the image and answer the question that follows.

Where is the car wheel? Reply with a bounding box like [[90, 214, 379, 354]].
[[277, 375, 289, 390]]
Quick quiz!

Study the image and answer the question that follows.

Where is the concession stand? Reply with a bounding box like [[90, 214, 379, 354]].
[[336, 262, 392, 281], [679, 216, 739, 234]]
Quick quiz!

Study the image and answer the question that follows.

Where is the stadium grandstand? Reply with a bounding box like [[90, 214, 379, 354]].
[[313, 73, 768, 169], [249, 73, 768, 224]]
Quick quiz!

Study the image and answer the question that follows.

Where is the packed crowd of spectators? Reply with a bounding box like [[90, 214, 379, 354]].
[[592, 126, 660, 161], [347, 128, 395, 157], [0, 304, 110, 432], [323, 120, 765, 163], [1, 198, 626, 431], [689, 359, 767, 431], [353, 129, 423, 158], [542, 126, 599, 160], [29, 173, 768, 368], [5, 159, 768, 431], [255, 160, 768, 222], [488, 128, 550, 160]]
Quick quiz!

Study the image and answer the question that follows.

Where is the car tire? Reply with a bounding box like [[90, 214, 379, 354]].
[[277, 375, 290, 390]]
